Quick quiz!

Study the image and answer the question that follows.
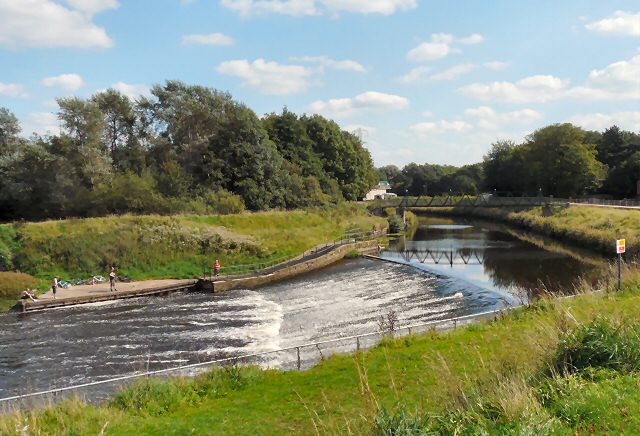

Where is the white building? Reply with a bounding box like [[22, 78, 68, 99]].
[[364, 181, 397, 201]]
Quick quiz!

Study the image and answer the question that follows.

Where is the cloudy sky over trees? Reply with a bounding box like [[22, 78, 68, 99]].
[[0, 0, 638, 166]]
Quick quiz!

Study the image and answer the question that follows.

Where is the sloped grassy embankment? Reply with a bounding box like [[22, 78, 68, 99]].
[[0, 204, 385, 310], [424, 204, 639, 257], [2, 268, 640, 434]]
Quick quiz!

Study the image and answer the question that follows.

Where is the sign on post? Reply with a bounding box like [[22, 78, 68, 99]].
[[616, 239, 626, 290]]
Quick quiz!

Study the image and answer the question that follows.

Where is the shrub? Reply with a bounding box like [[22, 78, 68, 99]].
[[550, 317, 640, 374], [0, 241, 12, 271], [0, 271, 39, 299]]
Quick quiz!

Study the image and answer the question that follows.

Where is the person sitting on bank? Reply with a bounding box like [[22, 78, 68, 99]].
[[21, 288, 37, 302]]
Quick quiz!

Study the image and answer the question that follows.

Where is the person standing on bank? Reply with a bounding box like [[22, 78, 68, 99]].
[[51, 276, 60, 299], [214, 259, 221, 278], [109, 266, 118, 292]]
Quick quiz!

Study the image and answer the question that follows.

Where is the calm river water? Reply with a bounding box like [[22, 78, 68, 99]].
[[0, 216, 603, 402]]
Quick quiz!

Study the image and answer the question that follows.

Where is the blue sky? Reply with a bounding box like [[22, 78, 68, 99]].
[[0, 0, 639, 166]]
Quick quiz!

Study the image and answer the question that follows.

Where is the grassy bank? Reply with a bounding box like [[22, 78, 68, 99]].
[[2, 266, 640, 434], [0, 204, 385, 307], [419, 204, 638, 258]]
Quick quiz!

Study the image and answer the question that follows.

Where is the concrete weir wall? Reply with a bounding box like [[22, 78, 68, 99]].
[[208, 240, 379, 293]]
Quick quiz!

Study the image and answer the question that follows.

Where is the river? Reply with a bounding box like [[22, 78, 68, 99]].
[[0, 216, 603, 403]]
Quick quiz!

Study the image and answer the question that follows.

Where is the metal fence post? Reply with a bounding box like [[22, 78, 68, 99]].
[[296, 347, 301, 370], [453, 319, 457, 329], [356, 336, 360, 351]]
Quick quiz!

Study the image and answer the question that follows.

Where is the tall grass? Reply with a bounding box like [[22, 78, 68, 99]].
[[0, 204, 384, 283]]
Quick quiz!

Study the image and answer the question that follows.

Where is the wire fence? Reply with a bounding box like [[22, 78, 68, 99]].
[[0, 306, 515, 408], [203, 228, 386, 280]]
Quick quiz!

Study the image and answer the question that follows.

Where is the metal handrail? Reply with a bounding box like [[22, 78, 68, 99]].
[[205, 230, 384, 279], [0, 306, 516, 404]]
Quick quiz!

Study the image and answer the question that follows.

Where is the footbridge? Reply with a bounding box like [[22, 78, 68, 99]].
[[370, 194, 565, 209], [386, 248, 485, 266]]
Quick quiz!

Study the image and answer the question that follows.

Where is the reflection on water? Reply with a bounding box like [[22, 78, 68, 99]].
[[384, 216, 603, 301]]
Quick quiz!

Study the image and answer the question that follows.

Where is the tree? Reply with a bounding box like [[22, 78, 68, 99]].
[[603, 151, 640, 198], [483, 140, 518, 193], [598, 126, 626, 169], [92, 89, 145, 172], [523, 123, 605, 197], [0, 107, 21, 151]]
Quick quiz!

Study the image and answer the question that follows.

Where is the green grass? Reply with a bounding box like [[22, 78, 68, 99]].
[[4, 267, 640, 434], [0, 204, 384, 286]]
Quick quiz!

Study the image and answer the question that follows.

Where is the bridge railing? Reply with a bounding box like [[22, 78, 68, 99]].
[[368, 194, 567, 209], [204, 229, 385, 280]]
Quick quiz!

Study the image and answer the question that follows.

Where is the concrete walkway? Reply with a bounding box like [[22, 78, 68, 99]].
[[35, 279, 195, 301]]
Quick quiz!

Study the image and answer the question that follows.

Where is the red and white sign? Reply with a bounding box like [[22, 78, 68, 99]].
[[617, 239, 626, 254]]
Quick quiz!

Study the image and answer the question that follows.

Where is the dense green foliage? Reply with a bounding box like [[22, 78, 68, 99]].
[[378, 161, 484, 196], [0, 82, 377, 221], [379, 123, 639, 199]]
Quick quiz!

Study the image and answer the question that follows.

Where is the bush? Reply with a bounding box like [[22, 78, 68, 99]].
[[0, 271, 39, 299], [0, 241, 12, 271], [200, 189, 246, 215], [387, 214, 406, 234], [550, 317, 640, 374]]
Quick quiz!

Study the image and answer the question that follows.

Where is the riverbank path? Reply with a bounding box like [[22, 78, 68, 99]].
[[35, 279, 196, 302]]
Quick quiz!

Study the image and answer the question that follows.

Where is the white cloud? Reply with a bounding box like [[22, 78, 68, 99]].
[[406, 33, 483, 62], [407, 36, 456, 62], [41, 73, 85, 92], [22, 112, 60, 136], [110, 82, 151, 99], [66, 0, 119, 15], [569, 111, 640, 131], [483, 60, 511, 70], [422, 111, 434, 117], [220, 0, 416, 16], [321, 0, 417, 15], [399, 66, 431, 83], [409, 120, 473, 135], [464, 106, 543, 130], [568, 54, 640, 100], [344, 124, 377, 141], [461, 55, 640, 104], [220, 0, 319, 16], [399, 63, 476, 83], [217, 58, 313, 95], [0, 82, 28, 98], [309, 91, 409, 118], [585, 11, 640, 37], [182, 32, 234, 46], [291, 55, 366, 72], [429, 63, 476, 81], [458, 33, 484, 44], [0, 0, 115, 48], [459, 75, 569, 103]]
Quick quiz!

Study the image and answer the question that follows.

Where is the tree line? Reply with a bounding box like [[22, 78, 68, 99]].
[[0, 81, 377, 221], [378, 123, 640, 199]]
